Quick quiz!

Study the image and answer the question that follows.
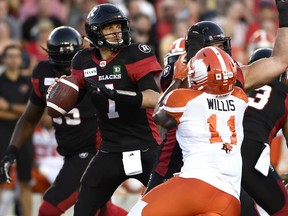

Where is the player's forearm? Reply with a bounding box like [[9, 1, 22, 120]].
[[9, 102, 44, 149], [272, 28, 288, 68], [153, 80, 181, 115], [8, 116, 38, 149], [141, 89, 160, 109]]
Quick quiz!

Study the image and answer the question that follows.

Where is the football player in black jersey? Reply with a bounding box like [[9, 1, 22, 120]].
[[66, 3, 162, 216], [145, 38, 185, 193], [0, 26, 127, 216], [241, 48, 288, 215], [152, 6, 288, 213]]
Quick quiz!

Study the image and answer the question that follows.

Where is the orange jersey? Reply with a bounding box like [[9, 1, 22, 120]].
[[163, 87, 248, 199]]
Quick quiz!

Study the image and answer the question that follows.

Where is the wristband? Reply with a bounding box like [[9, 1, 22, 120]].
[[113, 91, 143, 108], [277, 0, 288, 27], [2, 145, 18, 158], [279, 13, 288, 28]]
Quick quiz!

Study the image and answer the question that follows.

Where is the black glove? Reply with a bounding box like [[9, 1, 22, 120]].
[[85, 77, 143, 107], [85, 78, 116, 99], [0, 145, 17, 183], [185, 25, 205, 61], [276, 0, 288, 27]]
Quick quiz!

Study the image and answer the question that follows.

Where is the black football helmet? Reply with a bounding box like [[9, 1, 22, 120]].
[[85, 4, 131, 50], [186, 21, 232, 56], [247, 47, 272, 65], [47, 26, 83, 73], [248, 47, 288, 84]]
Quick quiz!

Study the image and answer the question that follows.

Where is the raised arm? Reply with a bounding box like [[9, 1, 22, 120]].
[[242, 0, 288, 92]]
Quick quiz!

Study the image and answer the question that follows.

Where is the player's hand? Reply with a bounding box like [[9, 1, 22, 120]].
[[84, 78, 116, 99], [186, 25, 205, 61], [173, 53, 188, 81], [47, 76, 67, 97], [0, 146, 17, 183], [276, 0, 288, 27]]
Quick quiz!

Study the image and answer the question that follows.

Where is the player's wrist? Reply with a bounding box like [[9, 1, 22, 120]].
[[5, 145, 18, 157], [0, 145, 17, 165], [279, 13, 288, 27], [113, 91, 143, 108]]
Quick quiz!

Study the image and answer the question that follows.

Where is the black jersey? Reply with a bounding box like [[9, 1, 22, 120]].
[[0, 73, 32, 155], [71, 43, 162, 152], [30, 61, 98, 156], [243, 80, 288, 144]]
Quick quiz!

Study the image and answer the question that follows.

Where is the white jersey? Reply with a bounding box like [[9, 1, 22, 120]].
[[33, 126, 64, 183], [163, 87, 248, 199]]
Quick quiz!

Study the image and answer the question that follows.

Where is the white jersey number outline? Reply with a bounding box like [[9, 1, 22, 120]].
[[248, 85, 272, 110], [52, 108, 81, 125]]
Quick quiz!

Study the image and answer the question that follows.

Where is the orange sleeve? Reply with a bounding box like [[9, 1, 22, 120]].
[[164, 89, 202, 123], [232, 87, 248, 103]]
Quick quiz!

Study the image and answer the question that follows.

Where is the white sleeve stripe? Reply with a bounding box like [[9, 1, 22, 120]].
[[47, 102, 67, 114], [163, 105, 185, 113], [60, 79, 79, 91]]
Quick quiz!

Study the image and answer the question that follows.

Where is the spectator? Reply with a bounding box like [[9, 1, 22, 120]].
[[0, 44, 33, 216], [158, 18, 190, 66], [130, 13, 159, 59], [0, 19, 21, 56], [155, 0, 178, 40], [0, 0, 21, 40], [23, 18, 54, 69], [21, 0, 62, 43], [244, 0, 278, 47], [245, 29, 275, 63], [213, 1, 248, 64]]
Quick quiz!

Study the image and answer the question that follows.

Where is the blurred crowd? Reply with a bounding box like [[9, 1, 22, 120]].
[[0, 0, 280, 72], [0, 0, 287, 215]]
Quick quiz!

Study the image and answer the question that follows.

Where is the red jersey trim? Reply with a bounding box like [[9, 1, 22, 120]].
[[71, 69, 85, 88], [125, 56, 162, 82], [91, 49, 120, 67], [31, 77, 41, 98]]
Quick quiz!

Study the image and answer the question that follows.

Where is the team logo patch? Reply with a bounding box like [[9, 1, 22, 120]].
[[162, 65, 171, 77], [79, 152, 89, 159], [84, 67, 97, 77], [100, 61, 106, 67], [113, 65, 121, 74], [44, 78, 56, 86], [20, 84, 30, 94], [138, 44, 151, 53]]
